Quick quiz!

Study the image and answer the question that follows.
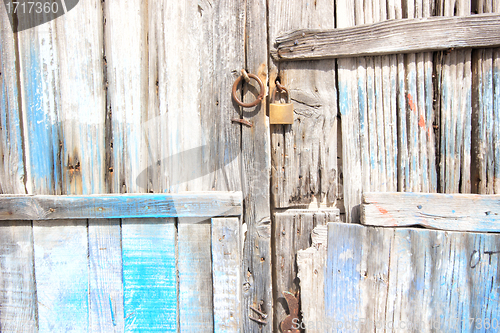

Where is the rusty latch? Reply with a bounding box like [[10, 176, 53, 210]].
[[280, 291, 300, 333]]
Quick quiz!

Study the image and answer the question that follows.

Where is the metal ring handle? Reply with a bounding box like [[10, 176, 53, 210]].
[[232, 73, 265, 108]]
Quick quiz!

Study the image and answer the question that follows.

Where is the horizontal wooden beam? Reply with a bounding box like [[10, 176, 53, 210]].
[[362, 192, 500, 232], [273, 13, 500, 60], [0, 192, 243, 220]]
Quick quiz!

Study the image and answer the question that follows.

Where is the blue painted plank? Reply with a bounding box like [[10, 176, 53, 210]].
[[0, 192, 243, 221], [88, 219, 124, 332], [33, 220, 89, 332], [326, 222, 500, 332], [122, 218, 177, 332]]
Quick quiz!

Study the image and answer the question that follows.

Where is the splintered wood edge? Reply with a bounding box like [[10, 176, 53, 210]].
[[0, 192, 243, 220], [361, 192, 500, 232]]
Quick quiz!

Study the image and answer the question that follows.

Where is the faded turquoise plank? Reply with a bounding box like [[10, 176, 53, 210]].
[[33, 220, 89, 332], [122, 219, 177, 332], [325, 222, 500, 332], [89, 219, 124, 332], [325, 222, 362, 325]]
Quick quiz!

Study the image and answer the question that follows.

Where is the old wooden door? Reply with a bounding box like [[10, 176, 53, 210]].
[[0, 0, 272, 332]]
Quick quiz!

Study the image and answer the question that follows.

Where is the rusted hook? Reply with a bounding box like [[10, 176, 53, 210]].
[[232, 71, 265, 108]]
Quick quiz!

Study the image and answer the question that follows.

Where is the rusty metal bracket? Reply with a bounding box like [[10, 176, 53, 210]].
[[280, 291, 301, 333]]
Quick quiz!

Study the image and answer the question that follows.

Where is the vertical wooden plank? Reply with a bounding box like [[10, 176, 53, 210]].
[[122, 219, 177, 332], [274, 211, 315, 328], [88, 219, 124, 332], [104, 0, 148, 194], [178, 223, 213, 332], [336, 0, 360, 222], [0, 221, 36, 332], [212, 217, 242, 332], [0, 8, 36, 332], [0, 7, 25, 195], [297, 225, 328, 333], [33, 220, 89, 332], [242, 0, 273, 330], [270, 0, 338, 208]]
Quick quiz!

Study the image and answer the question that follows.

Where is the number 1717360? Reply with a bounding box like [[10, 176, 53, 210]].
[[5, 1, 60, 14]]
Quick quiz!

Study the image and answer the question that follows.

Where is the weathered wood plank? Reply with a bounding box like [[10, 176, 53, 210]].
[[326, 222, 500, 332], [212, 217, 242, 332], [122, 219, 177, 332], [88, 219, 124, 332], [337, 0, 361, 222], [0, 8, 25, 195], [178, 223, 213, 332], [241, 0, 273, 331], [33, 220, 89, 332], [0, 192, 243, 220], [362, 191, 500, 231], [273, 209, 339, 329], [297, 225, 328, 333], [273, 14, 500, 61], [0, 221, 36, 332], [269, 0, 338, 209]]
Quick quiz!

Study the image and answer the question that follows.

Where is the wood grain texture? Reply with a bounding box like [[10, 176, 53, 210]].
[[212, 217, 242, 332], [33, 220, 89, 332], [273, 14, 500, 60], [326, 222, 500, 332], [0, 192, 243, 220], [0, 8, 25, 195], [88, 219, 124, 332], [122, 219, 177, 332], [178, 223, 213, 332], [0, 221, 36, 332], [471, 2, 500, 195], [337, 0, 361, 222], [362, 191, 500, 231], [241, 0, 273, 331], [297, 225, 328, 333], [269, 0, 338, 208], [273, 209, 339, 329]]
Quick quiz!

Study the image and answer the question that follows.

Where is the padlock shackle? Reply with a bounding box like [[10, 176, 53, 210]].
[[271, 86, 290, 104]]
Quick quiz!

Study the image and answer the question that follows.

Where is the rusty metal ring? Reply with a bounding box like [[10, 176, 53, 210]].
[[232, 73, 265, 108]]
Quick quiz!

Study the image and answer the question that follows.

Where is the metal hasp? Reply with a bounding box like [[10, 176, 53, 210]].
[[280, 291, 301, 333]]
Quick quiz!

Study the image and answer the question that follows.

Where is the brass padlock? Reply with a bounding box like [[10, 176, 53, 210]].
[[270, 86, 294, 125]]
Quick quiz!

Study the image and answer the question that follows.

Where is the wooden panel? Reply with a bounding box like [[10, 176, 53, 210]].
[[273, 209, 339, 329], [0, 221, 36, 332], [122, 219, 177, 332], [88, 219, 124, 332], [0, 7, 25, 194], [273, 14, 500, 60], [362, 192, 500, 231], [326, 222, 500, 332], [0, 192, 243, 220], [33, 220, 89, 332], [241, 0, 273, 330], [297, 225, 328, 333], [269, 0, 338, 209], [178, 223, 213, 332], [336, 0, 361, 222], [212, 217, 242, 332]]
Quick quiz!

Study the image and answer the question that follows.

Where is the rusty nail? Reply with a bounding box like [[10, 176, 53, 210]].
[[250, 305, 268, 319], [231, 118, 253, 127], [249, 316, 268, 325]]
